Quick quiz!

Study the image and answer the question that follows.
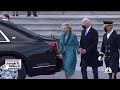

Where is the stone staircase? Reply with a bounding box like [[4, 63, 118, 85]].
[[1, 11, 120, 51], [1, 11, 120, 15]]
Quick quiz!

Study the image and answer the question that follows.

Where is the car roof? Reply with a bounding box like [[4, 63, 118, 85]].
[[0, 20, 57, 41], [0, 20, 38, 35], [0, 20, 42, 39]]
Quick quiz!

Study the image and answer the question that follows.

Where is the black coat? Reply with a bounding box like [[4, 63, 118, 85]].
[[117, 34, 120, 49], [80, 27, 103, 67], [101, 30, 119, 73]]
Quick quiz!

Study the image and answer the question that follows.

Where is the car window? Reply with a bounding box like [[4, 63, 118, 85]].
[[0, 24, 36, 42], [0, 30, 10, 42], [0, 22, 45, 42], [0, 21, 53, 43]]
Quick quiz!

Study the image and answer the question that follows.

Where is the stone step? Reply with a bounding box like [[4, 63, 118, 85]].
[[32, 31, 116, 39], [7, 15, 120, 18], [33, 33, 104, 42], [1, 15, 120, 20], [63, 11, 120, 15], [22, 25, 120, 30], [19, 23, 120, 26], [24, 29, 120, 35], [27, 32, 120, 37], [30, 30, 107, 34], [28, 29, 120, 33], [10, 20, 120, 25], [1, 11, 120, 15], [10, 19, 120, 23], [26, 27, 120, 34], [32, 32, 120, 39], [10, 18, 120, 22], [12, 22, 120, 25], [11, 25, 120, 29]]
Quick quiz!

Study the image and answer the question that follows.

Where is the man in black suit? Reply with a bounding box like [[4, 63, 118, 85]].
[[27, 11, 37, 17], [79, 18, 103, 79], [98, 21, 119, 79]]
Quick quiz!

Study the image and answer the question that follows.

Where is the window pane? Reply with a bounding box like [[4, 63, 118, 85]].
[[0, 31, 6, 41]]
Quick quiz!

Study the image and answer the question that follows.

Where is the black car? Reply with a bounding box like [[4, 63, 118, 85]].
[[0, 20, 63, 79]]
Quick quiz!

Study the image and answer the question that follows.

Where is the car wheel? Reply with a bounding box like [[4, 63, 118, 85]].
[[0, 56, 26, 79]]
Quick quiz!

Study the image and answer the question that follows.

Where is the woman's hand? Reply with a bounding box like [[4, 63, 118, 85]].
[[78, 48, 83, 54], [81, 49, 87, 54], [59, 54, 63, 59], [79, 48, 87, 54]]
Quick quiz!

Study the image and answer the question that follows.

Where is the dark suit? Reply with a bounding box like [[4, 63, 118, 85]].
[[80, 27, 103, 79], [117, 34, 120, 49], [101, 30, 119, 79]]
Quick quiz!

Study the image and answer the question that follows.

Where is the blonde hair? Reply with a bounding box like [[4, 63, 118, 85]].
[[62, 22, 72, 32]]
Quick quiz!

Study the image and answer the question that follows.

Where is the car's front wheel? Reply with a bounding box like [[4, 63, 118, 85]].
[[0, 56, 26, 79]]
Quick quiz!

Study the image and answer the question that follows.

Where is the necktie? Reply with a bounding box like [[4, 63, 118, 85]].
[[85, 30, 88, 36]]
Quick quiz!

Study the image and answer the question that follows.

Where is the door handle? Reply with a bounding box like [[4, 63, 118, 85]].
[[12, 37, 16, 39]]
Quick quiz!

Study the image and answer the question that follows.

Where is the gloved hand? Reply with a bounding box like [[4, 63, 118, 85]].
[[98, 52, 104, 61], [104, 67, 112, 73], [98, 56, 103, 61], [104, 67, 109, 73], [108, 67, 112, 73]]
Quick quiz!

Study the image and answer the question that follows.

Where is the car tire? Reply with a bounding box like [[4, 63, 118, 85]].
[[0, 56, 26, 79]]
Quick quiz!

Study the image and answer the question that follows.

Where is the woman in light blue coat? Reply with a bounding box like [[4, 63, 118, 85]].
[[59, 22, 80, 79]]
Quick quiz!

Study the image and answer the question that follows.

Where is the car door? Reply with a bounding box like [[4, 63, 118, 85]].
[[0, 23, 58, 76]]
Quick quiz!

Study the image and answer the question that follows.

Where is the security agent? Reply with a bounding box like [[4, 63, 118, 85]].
[[2, 14, 10, 21], [98, 21, 119, 79]]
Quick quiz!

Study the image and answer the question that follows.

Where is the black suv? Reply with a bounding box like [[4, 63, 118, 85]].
[[0, 20, 63, 79]]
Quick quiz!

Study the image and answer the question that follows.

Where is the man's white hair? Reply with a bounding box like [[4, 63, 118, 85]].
[[82, 18, 91, 25]]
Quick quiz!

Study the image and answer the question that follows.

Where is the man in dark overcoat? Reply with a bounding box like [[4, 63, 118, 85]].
[[79, 18, 103, 79]]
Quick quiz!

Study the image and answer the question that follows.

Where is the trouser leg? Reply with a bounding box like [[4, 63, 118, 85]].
[[92, 67, 98, 79], [109, 73, 116, 79], [33, 11, 37, 16], [27, 11, 31, 16], [12, 11, 15, 16], [81, 66, 88, 79], [81, 59, 88, 79], [16, 11, 19, 16]]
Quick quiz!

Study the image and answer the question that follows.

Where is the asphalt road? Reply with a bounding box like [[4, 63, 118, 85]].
[[26, 70, 120, 79], [25, 56, 120, 79], [26, 62, 120, 79]]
